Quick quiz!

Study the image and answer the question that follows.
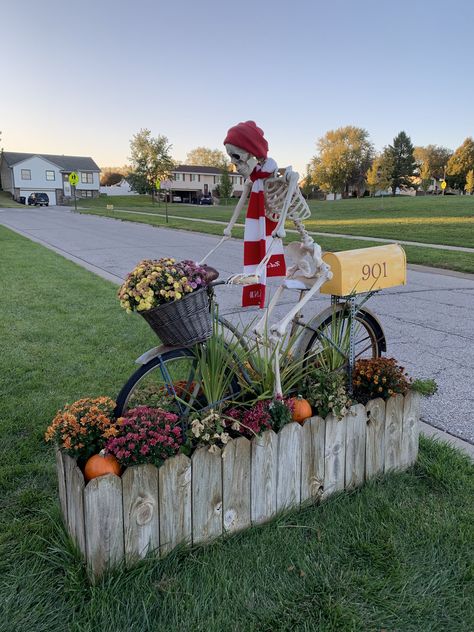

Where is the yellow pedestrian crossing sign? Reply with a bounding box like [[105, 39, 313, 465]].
[[440, 180, 447, 190], [69, 172, 79, 186]]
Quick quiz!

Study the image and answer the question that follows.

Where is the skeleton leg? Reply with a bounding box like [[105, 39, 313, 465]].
[[270, 264, 332, 340], [253, 283, 287, 337]]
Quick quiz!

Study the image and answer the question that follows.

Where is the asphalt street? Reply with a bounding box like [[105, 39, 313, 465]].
[[1, 206, 473, 444]]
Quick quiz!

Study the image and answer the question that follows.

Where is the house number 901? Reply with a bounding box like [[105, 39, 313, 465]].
[[361, 262, 388, 281]]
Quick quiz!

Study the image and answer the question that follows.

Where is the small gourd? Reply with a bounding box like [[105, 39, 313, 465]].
[[291, 396, 312, 425], [84, 450, 121, 482]]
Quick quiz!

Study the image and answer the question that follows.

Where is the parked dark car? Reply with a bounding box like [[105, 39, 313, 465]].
[[199, 195, 213, 205], [28, 192, 49, 206]]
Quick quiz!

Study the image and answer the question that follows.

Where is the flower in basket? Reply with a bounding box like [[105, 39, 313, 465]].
[[45, 397, 119, 460], [118, 258, 210, 312], [105, 406, 183, 467], [352, 357, 412, 405]]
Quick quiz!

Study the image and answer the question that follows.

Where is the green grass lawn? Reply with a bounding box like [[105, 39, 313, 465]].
[[0, 190, 25, 208], [1, 225, 473, 632], [79, 193, 474, 247]]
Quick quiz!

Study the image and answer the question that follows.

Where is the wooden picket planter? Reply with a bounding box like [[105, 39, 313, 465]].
[[55, 392, 421, 579]]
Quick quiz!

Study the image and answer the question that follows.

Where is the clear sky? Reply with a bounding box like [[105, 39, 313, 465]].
[[1, 0, 473, 174]]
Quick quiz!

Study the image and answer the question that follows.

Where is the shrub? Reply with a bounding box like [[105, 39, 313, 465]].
[[188, 409, 231, 453], [352, 357, 411, 404], [303, 368, 351, 419], [45, 397, 118, 460], [106, 406, 182, 467], [411, 378, 438, 396], [226, 398, 293, 437]]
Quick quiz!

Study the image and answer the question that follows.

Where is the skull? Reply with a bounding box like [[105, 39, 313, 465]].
[[225, 143, 257, 178]]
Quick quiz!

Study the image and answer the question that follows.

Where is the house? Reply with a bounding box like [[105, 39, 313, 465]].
[[99, 178, 138, 196], [169, 165, 244, 203], [0, 152, 101, 205]]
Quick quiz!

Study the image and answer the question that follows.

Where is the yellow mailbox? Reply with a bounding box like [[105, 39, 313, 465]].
[[320, 244, 406, 296]]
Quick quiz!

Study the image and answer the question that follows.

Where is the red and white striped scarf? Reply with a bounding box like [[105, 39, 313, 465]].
[[242, 158, 286, 308]]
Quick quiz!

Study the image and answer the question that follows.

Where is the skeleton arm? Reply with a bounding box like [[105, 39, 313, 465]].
[[223, 179, 251, 236], [198, 179, 251, 265]]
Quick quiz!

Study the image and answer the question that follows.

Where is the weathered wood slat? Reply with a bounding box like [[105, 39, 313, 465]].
[[63, 452, 86, 555], [276, 422, 302, 511], [323, 414, 346, 498], [384, 394, 404, 472], [222, 437, 251, 533], [301, 416, 325, 502], [55, 448, 68, 524], [402, 391, 421, 467], [192, 447, 223, 544], [365, 398, 386, 479], [122, 464, 159, 565], [251, 430, 278, 524], [84, 474, 124, 578], [345, 404, 367, 489], [159, 454, 192, 555]]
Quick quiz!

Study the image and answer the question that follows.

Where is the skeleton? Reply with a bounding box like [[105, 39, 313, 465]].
[[199, 143, 333, 396]]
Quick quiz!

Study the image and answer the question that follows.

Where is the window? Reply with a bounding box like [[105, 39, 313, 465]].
[[190, 174, 196, 182], [21, 169, 31, 180], [46, 170, 55, 181], [213, 175, 220, 184], [81, 172, 94, 184], [81, 190, 93, 197]]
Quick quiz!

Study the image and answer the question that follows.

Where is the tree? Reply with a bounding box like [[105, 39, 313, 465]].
[[301, 164, 315, 198], [127, 129, 175, 197], [465, 169, 474, 195], [186, 147, 229, 169], [310, 126, 374, 198], [100, 166, 129, 186], [420, 161, 432, 193], [384, 131, 416, 195], [217, 168, 233, 203], [413, 145, 452, 180], [366, 154, 393, 196], [446, 137, 474, 191]]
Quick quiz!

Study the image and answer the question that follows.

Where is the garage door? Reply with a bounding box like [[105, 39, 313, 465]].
[[20, 190, 56, 205]]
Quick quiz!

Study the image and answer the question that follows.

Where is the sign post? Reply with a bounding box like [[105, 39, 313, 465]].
[[155, 178, 161, 208], [161, 180, 171, 223], [69, 172, 79, 212]]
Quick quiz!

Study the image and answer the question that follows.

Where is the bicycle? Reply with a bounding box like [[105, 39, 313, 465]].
[[115, 166, 405, 420], [114, 276, 386, 419]]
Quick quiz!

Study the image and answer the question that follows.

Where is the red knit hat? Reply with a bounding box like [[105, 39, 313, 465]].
[[223, 121, 268, 159]]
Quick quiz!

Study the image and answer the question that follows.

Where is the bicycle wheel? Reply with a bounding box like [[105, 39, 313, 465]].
[[115, 347, 241, 419], [303, 307, 384, 369]]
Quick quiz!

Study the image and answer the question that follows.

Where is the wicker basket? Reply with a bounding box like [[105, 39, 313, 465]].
[[139, 288, 212, 346]]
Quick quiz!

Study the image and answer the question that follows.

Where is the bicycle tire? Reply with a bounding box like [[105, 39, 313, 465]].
[[115, 346, 241, 419], [303, 307, 385, 368]]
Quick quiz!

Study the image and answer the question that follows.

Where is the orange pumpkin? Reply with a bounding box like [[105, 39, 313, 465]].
[[291, 396, 312, 424], [84, 451, 121, 482]]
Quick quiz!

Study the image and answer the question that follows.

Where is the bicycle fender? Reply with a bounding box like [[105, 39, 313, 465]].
[[135, 344, 192, 365]]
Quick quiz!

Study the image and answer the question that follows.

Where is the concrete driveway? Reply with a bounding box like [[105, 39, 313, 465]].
[[1, 205, 473, 444]]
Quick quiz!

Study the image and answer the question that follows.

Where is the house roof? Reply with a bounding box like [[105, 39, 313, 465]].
[[174, 164, 225, 175], [1, 152, 100, 172]]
